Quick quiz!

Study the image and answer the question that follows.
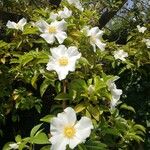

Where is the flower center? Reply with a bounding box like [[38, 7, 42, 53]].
[[90, 36, 96, 43], [64, 126, 76, 138], [58, 56, 68, 66], [48, 26, 56, 33]]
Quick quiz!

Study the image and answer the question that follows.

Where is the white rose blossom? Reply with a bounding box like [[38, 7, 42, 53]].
[[36, 19, 67, 44], [114, 50, 128, 61], [66, 0, 84, 11], [46, 45, 81, 80], [107, 76, 123, 109], [86, 27, 106, 52], [137, 25, 147, 33], [6, 18, 27, 31], [50, 107, 93, 150], [143, 38, 150, 48]]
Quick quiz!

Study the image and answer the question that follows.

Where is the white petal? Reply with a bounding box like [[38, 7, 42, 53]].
[[75, 1, 84, 11], [50, 45, 67, 58], [55, 31, 67, 44], [40, 33, 55, 44], [56, 68, 69, 80], [67, 60, 76, 72], [67, 46, 80, 57], [95, 39, 106, 51], [51, 137, 68, 150], [6, 21, 17, 29], [87, 27, 100, 36], [55, 19, 67, 31], [64, 107, 77, 125], [46, 58, 57, 71], [75, 117, 93, 141], [18, 18, 27, 30], [58, 7, 72, 19], [91, 43, 96, 52], [36, 20, 49, 32], [50, 12, 58, 21], [69, 136, 81, 149], [111, 88, 122, 101], [95, 30, 104, 38]]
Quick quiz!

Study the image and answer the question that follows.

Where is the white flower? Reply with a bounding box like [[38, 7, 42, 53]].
[[143, 38, 150, 48], [9, 142, 20, 150], [46, 45, 81, 80], [58, 7, 72, 19], [114, 50, 128, 61], [107, 76, 122, 109], [36, 19, 67, 44], [6, 18, 27, 31], [87, 27, 106, 52], [137, 25, 147, 33], [66, 0, 84, 11], [50, 107, 93, 150]]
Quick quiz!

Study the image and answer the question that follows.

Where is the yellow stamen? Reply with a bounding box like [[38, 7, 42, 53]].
[[48, 26, 56, 33], [58, 56, 68, 66], [64, 126, 76, 138]]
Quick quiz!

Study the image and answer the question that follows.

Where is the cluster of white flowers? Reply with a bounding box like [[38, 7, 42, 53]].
[[50, 107, 93, 150], [114, 49, 128, 61], [143, 38, 150, 48], [107, 77, 122, 109]]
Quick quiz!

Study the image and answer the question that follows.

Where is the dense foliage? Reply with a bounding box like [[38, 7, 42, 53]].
[[0, 0, 150, 150]]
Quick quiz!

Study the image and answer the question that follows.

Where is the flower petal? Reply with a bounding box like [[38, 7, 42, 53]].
[[75, 117, 93, 141], [50, 45, 67, 58], [36, 20, 49, 32], [69, 136, 81, 149], [6, 21, 17, 29], [64, 107, 77, 125], [40, 33, 55, 44], [18, 18, 27, 30], [87, 27, 100, 36], [67, 46, 81, 59], [55, 31, 67, 44], [95, 39, 106, 51], [50, 136, 69, 150]]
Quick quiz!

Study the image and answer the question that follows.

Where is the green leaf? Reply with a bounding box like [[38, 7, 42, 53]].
[[21, 54, 34, 66], [40, 145, 51, 150], [40, 115, 54, 123], [54, 93, 71, 101], [30, 123, 42, 137], [23, 26, 38, 35], [74, 103, 86, 113], [86, 140, 107, 150], [120, 103, 136, 113], [133, 124, 146, 133], [32, 133, 50, 144], [15, 135, 22, 142], [31, 71, 40, 89], [40, 79, 52, 97]]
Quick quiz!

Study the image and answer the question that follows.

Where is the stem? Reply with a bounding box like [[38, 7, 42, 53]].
[[62, 79, 67, 109]]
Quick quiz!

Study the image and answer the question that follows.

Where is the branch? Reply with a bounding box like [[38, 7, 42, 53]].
[[98, 0, 128, 29]]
